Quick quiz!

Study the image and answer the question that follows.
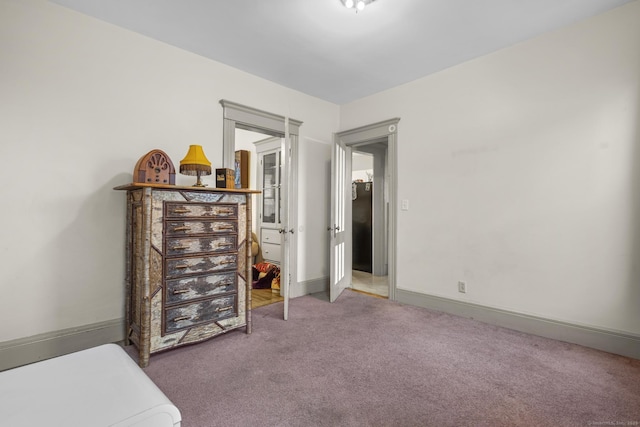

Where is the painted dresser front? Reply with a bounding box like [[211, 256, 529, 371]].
[[115, 184, 257, 367]]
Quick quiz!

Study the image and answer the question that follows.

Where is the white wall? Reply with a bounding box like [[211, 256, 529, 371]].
[[341, 1, 640, 335], [3, 0, 637, 346], [235, 129, 271, 234], [297, 138, 333, 281], [0, 0, 338, 342], [352, 152, 373, 182]]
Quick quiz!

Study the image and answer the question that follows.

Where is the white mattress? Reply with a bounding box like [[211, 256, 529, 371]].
[[0, 344, 181, 427]]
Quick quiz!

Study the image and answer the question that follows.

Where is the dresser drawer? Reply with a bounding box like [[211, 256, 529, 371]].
[[165, 203, 237, 219], [166, 271, 236, 305], [165, 220, 237, 236], [261, 242, 281, 263], [166, 235, 237, 257], [164, 295, 237, 333], [165, 254, 237, 278], [261, 228, 281, 244]]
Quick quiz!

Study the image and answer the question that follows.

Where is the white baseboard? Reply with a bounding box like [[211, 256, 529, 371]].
[[0, 318, 125, 371], [395, 289, 640, 360], [7, 288, 634, 371], [0, 277, 329, 371], [291, 277, 328, 298]]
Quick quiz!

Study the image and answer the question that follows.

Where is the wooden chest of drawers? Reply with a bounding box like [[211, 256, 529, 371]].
[[115, 183, 259, 367]]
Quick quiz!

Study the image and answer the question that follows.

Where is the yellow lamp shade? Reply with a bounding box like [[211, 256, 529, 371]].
[[179, 145, 212, 187], [179, 145, 212, 173]]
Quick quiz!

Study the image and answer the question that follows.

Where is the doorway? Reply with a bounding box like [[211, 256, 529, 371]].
[[351, 145, 389, 298], [234, 129, 285, 309], [330, 118, 399, 302], [220, 100, 302, 319]]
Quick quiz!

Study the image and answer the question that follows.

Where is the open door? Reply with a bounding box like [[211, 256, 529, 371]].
[[329, 137, 352, 302], [281, 133, 291, 319]]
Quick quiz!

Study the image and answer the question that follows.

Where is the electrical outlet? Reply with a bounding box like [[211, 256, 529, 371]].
[[458, 281, 467, 293]]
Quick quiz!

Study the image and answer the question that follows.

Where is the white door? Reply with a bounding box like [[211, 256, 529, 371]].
[[280, 136, 291, 319], [329, 137, 352, 302]]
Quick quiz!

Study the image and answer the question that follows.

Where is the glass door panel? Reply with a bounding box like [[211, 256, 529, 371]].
[[262, 152, 278, 225], [278, 150, 282, 225]]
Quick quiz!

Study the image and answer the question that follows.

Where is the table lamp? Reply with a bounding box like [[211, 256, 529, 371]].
[[179, 145, 211, 187]]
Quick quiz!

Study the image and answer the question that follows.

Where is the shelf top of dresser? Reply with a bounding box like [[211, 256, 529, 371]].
[[114, 183, 261, 194]]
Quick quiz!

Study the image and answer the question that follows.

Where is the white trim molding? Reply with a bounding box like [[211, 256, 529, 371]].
[[291, 277, 329, 299], [336, 118, 400, 301], [0, 318, 125, 371], [396, 289, 640, 360], [219, 100, 302, 169]]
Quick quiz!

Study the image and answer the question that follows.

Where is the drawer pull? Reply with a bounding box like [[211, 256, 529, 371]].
[[215, 305, 234, 313], [174, 264, 189, 269], [220, 260, 235, 265], [218, 243, 233, 248], [172, 289, 190, 295], [218, 209, 234, 214], [172, 208, 191, 214], [216, 225, 235, 231], [172, 316, 190, 322], [172, 226, 191, 232], [172, 245, 190, 251]]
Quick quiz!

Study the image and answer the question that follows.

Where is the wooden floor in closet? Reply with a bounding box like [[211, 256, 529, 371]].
[[251, 288, 284, 309]]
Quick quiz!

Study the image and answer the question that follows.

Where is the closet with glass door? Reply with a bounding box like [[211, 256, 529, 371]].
[[256, 138, 283, 266]]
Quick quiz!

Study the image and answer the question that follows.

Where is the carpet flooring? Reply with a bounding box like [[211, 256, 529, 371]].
[[130, 290, 640, 427]]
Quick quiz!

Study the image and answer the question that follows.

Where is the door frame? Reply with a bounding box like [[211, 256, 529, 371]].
[[334, 118, 399, 301], [220, 100, 302, 317]]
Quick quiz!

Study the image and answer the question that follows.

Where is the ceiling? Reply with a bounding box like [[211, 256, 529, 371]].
[[51, 0, 634, 105]]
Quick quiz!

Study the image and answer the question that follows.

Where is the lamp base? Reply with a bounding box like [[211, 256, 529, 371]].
[[192, 171, 208, 187]]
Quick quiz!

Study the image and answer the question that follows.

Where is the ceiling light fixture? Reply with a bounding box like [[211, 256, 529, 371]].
[[342, 0, 376, 13]]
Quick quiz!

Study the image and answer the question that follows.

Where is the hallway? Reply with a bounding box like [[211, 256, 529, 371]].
[[351, 270, 388, 298]]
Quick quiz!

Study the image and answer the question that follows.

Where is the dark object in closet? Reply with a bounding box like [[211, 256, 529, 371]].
[[352, 182, 372, 273], [252, 262, 280, 289]]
